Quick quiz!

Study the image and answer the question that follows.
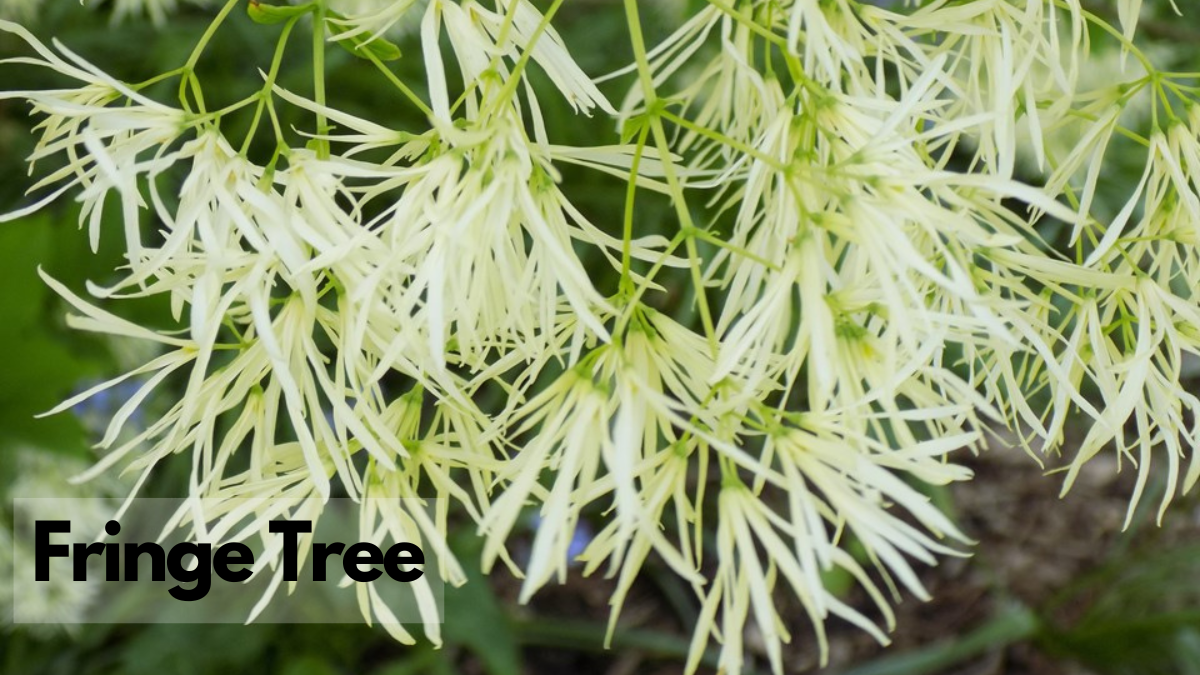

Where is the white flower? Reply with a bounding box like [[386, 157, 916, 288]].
[[326, 108, 618, 372], [10, 1, 1200, 672], [684, 405, 976, 674], [325, 0, 425, 42], [0, 20, 190, 262], [420, 0, 614, 122]]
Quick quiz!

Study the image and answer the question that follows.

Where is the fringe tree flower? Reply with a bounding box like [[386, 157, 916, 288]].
[[5, 2, 1200, 674]]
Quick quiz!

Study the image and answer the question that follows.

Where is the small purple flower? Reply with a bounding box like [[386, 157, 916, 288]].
[[528, 513, 594, 566]]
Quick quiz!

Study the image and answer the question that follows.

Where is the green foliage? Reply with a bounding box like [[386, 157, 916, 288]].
[[0, 214, 106, 473], [248, 1, 316, 25], [1041, 544, 1200, 675]]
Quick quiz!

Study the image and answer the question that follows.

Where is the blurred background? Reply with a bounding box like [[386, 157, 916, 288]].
[[1, 1, 1199, 673]]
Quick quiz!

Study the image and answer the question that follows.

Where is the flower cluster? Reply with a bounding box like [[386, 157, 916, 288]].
[[4, 0, 1200, 672]]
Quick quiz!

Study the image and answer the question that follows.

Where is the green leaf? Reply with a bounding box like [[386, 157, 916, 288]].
[[1042, 545, 1200, 675], [442, 532, 522, 675], [0, 218, 51, 336], [248, 1, 314, 25], [0, 215, 105, 473], [619, 111, 651, 145], [840, 603, 1041, 675]]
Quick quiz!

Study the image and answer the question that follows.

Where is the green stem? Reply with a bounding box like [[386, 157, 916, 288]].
[[185, 0, 242, 72], [615, 230, 689, 335], [482, 0, 566, 120], [240, 15, 301, 156], [132, 67, 186, 92], [312, 2, 330, 159], [623, 0, 719, 355], [1064, 2, 1157, 75], [619, 124, 650, 298], [659, 109, 785, 170], [705, 0, 790, 50], [178, 0, 242, 112], [364, 50, 434, 117]]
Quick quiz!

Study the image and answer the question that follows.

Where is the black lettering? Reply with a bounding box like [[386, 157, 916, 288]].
[[72, 541, 105, 582], [167, 542, 212, 601], [125, 542, 166, 581], [313, 542, 344, 582], [384, 542, 424, 582], [34, 521, 70, 581], [269, 519, 312, 582], [213, 542, 253, 583], [104, 520, 122, 581], [342, 543, 382, 582]]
